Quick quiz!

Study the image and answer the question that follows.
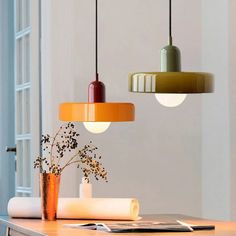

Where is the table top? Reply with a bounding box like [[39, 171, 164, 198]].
[[0, 214, 236, 236]]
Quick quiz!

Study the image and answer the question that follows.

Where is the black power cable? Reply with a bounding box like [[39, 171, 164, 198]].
[[95, 0, 99, 81], [169, 0, 173, 45]]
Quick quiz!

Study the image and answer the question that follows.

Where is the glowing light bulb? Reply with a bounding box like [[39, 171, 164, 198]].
[[155, 94, 187, 107], [83, 122, 111, 134]]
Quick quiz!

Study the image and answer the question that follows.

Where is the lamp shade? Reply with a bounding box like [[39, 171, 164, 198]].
[[59, 103, 135, 122], [129, 72, 214, 93]]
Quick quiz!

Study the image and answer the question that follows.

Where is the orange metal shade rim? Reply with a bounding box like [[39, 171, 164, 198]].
[[59, 103, 135, 122]]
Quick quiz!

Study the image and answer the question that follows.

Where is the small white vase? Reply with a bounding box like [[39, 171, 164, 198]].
[[79, 177, 92, 198]]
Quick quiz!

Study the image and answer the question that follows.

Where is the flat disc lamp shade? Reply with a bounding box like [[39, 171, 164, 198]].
[[129, 72, 214, 93], [59, 103, 135, 122]]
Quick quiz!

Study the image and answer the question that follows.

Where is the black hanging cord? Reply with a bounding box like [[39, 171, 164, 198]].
[[95, 0, 99, 81], [169, 0, 172, 45]]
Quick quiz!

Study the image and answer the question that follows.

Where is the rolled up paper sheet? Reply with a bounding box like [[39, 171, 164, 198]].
[[8, 197, 139, 220]]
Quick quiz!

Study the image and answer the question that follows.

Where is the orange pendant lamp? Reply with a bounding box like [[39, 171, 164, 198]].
[[59, 0, 134, 134]]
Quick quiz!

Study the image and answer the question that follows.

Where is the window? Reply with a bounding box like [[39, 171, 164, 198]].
[[14, 0, 41, 197]]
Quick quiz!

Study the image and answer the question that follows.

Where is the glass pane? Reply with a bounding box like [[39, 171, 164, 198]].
[[16, 192, 23, 197], [22, 0, 30, 28], [16, 0, 23, 32], [16, 91, 23, 134], [23, 140, 31, 187], [16, 140, 23, 186], [23, 88, 30, 133], [16, 0, 30, 31], [16, 38, 23, 85], [23, 35, 30, 83], [16, 192, 30, 197]]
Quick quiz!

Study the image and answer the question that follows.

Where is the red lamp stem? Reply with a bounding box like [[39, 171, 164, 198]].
[[88, 79, 106, 103]]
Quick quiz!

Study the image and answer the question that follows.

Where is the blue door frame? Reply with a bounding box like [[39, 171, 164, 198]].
[[0, 0, 15, 216]]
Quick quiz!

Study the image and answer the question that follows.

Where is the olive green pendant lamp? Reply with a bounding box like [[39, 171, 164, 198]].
[[129, 0, 214, 107]]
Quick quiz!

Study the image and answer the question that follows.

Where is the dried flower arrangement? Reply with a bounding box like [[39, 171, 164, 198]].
[[34, 123, 108, 182]]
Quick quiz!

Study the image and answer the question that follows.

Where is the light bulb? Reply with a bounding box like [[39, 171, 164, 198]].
[[83, 122, 111, 134], [155, 94, 187, 107]]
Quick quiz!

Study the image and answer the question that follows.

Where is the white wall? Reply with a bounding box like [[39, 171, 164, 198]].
[[229, 0, 236, 220], [201, 0, 231, 220], [201, 0, 236, 221], [41, 0, 235, 219]]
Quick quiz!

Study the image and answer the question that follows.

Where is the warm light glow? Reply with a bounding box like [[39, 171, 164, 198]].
[[155, 94, 187, 107], [83, 122, 111, 134]]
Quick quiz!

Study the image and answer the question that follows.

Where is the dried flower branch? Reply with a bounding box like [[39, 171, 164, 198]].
[[33, 123, 108, 182]]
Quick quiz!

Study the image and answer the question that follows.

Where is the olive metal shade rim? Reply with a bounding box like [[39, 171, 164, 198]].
[[59, 102, 135, 122], [129, 72, 214, 93]]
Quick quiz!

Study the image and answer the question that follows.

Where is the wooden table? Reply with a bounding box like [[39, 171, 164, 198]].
[[0, 214, 236, 236]]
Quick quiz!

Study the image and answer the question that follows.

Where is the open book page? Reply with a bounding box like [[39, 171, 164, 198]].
[[177, 221, 215, 231], [64, 220, 194, 233]]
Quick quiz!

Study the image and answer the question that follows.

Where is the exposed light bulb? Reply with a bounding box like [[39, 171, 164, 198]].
[[83, 122, 111, 134], [155, 94, 187, 107]]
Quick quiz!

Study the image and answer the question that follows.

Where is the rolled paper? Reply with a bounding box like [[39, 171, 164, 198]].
[[8, 197, 139, 220]]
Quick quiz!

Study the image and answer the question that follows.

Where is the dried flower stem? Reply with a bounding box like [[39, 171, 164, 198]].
[[50, 127, 62, 166], [60, 150, 81, 172], [34, 123, 108, 182]]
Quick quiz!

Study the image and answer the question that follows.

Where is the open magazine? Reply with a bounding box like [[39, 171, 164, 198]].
[[64, 220, 215, 233]]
